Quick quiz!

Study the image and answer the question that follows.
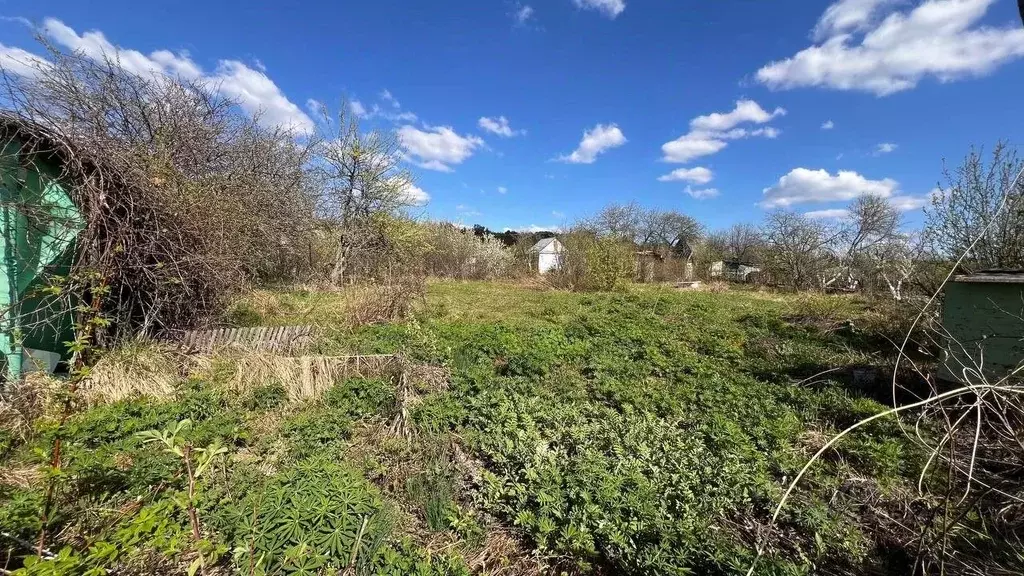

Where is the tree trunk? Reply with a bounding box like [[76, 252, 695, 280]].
[[330, 234, 350, 286]]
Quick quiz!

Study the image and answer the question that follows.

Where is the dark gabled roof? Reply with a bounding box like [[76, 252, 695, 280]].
[[954, 269, 1024, 284]]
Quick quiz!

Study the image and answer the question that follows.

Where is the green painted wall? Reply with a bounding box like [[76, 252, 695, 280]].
[[941, 280, 1024, 384], [0, 138, 83, 378]]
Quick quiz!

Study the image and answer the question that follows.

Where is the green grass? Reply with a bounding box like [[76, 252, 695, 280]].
[[1, 281, 929, 575]]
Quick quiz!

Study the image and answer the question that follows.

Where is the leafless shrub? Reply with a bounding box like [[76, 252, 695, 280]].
[[0, 42, 316, 350], [419, 222, 516, 280], [546, 230, 634, 291], [348, 275, 425, 326]]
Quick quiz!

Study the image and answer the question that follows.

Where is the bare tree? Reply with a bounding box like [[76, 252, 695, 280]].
[[587, 202, 701, 248], [724, 223, 762, 263], [585, 201, 643, 242], [826, 196, 903, 290], [310, 103, 417, 285], [639, 208, 702, 247], [924, 141, 1024, 271], [761, 211, 840, 290]]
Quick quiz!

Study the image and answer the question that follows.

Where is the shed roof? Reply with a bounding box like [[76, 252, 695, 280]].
[[953, 270, 1024, 284], [529, 237, 561, 252]]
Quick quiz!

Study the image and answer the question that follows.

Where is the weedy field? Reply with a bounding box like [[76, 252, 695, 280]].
[[1, 281, 935, 575]]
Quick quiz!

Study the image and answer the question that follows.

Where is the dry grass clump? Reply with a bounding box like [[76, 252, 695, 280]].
[[0, 374, 61, 441], [347, 276, 426, 327], [79, 342, 188, 404], [202, 352, 405, 402]]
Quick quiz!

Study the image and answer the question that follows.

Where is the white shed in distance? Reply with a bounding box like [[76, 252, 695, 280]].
[[529, 237, 563, 274]]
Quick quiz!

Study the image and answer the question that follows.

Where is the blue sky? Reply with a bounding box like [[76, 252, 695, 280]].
[[2, 0, 1023, 232]]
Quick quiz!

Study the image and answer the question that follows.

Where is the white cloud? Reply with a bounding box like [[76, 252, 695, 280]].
[[889, 194, 928, 211], [33, 18, 314, 133], [305, 98, 325, 119], [874, 142, 898, 154], [455, 204, 482, 217], [514, 4, 536, 25], [805, 208, 852, 219], [657, 166, 713, 184], [761, 168, 899, 208], [812, 0, 895, 40], [380, 89, 400, 108], [506, 224, 562, 233], [661, 99, 785, 163], [350, 99, 368, 117], [556, 123, 626, 164], [0, 44, 51, 77], [661, 134, 729, 164], [573, 0, 626, 18], [497, 186, 508, 194], [398, 125, 484, 172], [757, 0, 1024, 96], [552, 210, 565, 219], [478, 116, 525, 137], [690, 99, 786, 132], [401, 184, 431, 206], [684, 186, 720, 200], [821, 120, 835, 130]]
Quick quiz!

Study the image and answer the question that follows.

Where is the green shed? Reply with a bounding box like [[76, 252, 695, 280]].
[[940, 271, 1024, 385], [0, 121, 84, 380]]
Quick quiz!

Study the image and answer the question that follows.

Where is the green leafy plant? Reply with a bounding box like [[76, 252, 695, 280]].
[[136, 419, 227, 541]]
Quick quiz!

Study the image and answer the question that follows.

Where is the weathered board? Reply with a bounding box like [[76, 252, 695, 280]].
[[169, 325, 314, 354]]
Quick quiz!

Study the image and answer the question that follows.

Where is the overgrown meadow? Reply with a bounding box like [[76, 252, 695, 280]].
[[1, 281, 935, 575]]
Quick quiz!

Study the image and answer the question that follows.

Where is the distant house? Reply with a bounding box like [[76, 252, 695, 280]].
[[710, 260, 761, 282], [529, 237, 563, 274]]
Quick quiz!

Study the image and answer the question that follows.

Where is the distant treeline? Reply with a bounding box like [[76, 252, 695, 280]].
[[469, 225, 556, 247]]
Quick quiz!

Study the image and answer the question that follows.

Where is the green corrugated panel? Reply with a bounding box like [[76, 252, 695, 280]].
[[941, 278, 1024, 384], [1, 137, 83, 379]]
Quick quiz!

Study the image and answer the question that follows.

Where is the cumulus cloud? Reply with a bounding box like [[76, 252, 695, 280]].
[[401, 184, 431, 206], [350, 99, 368, 117], [478, 116, 525, 137], [36, 18, 314, 133], [821, 120, 835, 130], [661, 99, 785, 163], [760, 168, 899, 208], [657, 166, 714, 184], [684, 186, 720, 200], [497, 186, 508, 194], [398, 125, 485, 172], [804, 208, 851, 219], [573, 0, 626, 18], [690, 99, 786, 132], [556, 123, 626, 164], [16, 19, 315, 133], [874, 142, 898, 154], [756, 0, 1024, 96]]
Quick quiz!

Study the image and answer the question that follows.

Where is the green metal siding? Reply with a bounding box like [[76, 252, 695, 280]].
[[941, 280, 1024, 384], [0, 137, 83, 378]]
